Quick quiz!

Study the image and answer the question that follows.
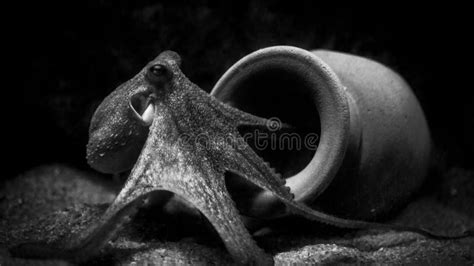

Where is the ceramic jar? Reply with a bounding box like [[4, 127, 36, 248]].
[[211, 46, 431, 220]]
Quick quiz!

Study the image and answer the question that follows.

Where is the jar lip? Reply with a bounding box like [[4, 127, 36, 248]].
[[211, 46, 350, 216]]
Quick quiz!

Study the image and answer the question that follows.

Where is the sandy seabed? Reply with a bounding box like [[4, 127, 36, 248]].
[[1, 165, 473, 265]]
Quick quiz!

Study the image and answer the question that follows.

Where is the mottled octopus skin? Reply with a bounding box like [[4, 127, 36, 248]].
[[11, 51, 472, 265]]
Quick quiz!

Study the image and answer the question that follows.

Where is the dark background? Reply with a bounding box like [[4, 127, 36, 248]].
[[5, 1, 473, 179]]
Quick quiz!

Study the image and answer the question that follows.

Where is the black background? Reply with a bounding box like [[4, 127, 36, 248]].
[[5, 1, 473, 179]]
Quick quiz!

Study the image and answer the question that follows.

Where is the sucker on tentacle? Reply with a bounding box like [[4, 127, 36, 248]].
[[10, 50, 473, 265]]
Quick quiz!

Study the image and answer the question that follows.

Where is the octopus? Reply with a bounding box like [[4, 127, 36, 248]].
[[10, 51, 472, 265]]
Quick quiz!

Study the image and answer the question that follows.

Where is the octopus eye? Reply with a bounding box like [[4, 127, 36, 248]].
[[150, 64, 167, 76], [146, 63, 171, 84]]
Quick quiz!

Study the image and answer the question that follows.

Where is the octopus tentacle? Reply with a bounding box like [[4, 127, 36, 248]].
[[224, 144, 289, 195], [214, 97, 294, 132], [229, 163, 474, 240], [222, 130, 474, 239], [158, 168, 272, 265]]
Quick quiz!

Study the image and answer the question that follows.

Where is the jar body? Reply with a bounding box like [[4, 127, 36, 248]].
[[312, 50, 431, 220], [211, 47, 431, 221]]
